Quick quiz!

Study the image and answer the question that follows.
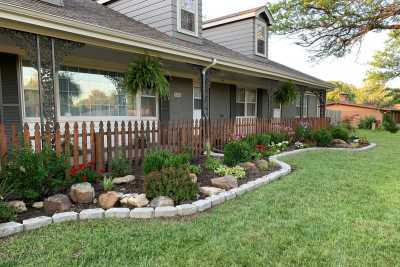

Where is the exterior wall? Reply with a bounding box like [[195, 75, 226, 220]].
[[210, 82, 231, 119], [203, 19, 255, 57], [108, 0, 174, 35], [108, 0, 203, 43], [169, 77, 194, 121], [327, 104, 384, 127]]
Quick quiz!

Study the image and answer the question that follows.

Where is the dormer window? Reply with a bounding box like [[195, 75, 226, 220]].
[[255, 21, 267, 57], [177, 0, 198, 36]]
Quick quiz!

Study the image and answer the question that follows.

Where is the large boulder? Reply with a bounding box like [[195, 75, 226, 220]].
[[112, 175, 135, 185], [120, 194, 149, 208], [99, 191, 121, 209], [239, 162, 257, 170], [255, 160, 269, 171], [211, 176, 238, 190], [7, 200, 27, 213], [332, 139, 351, 148], [70, 182, 95, 204], [44, 194, 71, 214], [150, 196, 174, 208], [200, 187, 225, 197]]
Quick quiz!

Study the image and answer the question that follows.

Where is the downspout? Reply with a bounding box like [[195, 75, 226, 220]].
[[201, 58, 217, 155]]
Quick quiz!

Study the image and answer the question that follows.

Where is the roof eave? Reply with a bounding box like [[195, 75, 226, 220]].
[[0, 2, 331, 89]]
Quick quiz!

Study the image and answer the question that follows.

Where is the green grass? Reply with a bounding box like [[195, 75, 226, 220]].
[[1, 130, 400, 267]]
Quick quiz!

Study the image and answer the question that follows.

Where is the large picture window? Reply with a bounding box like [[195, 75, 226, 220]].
[[58, 66, 136, 117], [236, 88, 257, 117], [177, 0, 198, 36], [255, 21, 267, 57]]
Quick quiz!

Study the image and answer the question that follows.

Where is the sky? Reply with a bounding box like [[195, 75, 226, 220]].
[[203, 0, 396, 88]]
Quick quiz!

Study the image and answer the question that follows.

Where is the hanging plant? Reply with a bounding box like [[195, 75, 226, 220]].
[[274, 81, 298, 105], [125, 56, 170, 98]]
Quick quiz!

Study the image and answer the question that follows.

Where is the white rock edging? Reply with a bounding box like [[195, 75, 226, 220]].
[[0, 143, 376, 239]]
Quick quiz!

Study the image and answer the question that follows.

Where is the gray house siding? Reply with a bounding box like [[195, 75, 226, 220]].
[[109, 0, 203, 42], [203, 19, 255, 57], [108, 0, 175, 36], [169, 77, 194, 121], [210, 82, 231, 119]]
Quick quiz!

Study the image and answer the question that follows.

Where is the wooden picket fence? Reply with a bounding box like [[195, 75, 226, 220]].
[[0, 117, 329, 173]]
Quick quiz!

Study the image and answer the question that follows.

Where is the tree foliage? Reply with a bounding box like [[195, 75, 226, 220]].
[[356, 79, 394, 107], [327, 81, 358, 103], [368, 30, 400, 81], [125, 56, 170, 98], [268, 0, 400, 59]]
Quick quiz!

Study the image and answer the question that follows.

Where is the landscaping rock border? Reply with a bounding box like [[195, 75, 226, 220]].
[[0, 143, 376, 239]]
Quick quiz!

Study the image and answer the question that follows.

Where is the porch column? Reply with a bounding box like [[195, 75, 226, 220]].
[[319, 91, 326, 118]]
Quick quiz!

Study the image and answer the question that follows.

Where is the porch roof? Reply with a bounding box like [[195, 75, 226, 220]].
[[0, 0, 333, 90]]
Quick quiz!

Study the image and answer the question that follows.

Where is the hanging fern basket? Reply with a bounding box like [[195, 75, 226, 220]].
[[125, 56, 170, 98], [274, 81, 298, 105]]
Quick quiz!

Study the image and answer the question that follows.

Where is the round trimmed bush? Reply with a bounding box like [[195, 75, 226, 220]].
[[223, 141, 252, 167], [312, 129, 333, 147], [330, 126, 350, 141], [144, 167, 198, 204]]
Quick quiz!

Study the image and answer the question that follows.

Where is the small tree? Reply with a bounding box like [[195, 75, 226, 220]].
[[125, 56, 170, 98]]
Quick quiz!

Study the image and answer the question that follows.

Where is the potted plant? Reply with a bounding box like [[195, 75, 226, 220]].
[[125, 56, 170, 98], [274, 81, 298, 117]]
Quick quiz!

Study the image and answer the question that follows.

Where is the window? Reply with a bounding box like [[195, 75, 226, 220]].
[[177, 0, 198, 36], [22, 63, 40, 118], [255, 21, 267, 57], [141, 89, 157, 117], [236, 88, 257, 117], [193, 85, 202, 119], [295, 95, 301, 118], [58, 66, 137, 117], [303, 94, 309, 118]]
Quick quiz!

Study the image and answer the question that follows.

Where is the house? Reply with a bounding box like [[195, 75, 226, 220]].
[[0, 0, 332, 136], [326, 94, 400, 126]]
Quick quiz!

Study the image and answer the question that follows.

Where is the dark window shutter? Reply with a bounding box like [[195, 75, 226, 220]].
[[230, 84, 236, 119], [257, 89, 263, 118], [159, 98, 170, 122]]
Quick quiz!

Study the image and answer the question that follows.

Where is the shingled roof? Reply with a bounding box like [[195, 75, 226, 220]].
[[0, 0, 332, 88]]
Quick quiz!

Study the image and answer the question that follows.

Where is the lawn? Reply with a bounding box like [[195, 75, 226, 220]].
[[1, 130, 400, 267]]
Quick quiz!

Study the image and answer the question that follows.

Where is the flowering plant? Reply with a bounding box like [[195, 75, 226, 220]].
[[231, 133, 245, 141], [294, 141, 304, 149], [70, 162, 103, 183], [255, 144, 266, 153]]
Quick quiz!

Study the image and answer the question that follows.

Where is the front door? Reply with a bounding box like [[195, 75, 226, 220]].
[[0, 53, 22, 135]]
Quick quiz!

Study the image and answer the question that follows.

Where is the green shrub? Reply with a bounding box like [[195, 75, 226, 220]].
[[103, 177, 114, 191], [244, 134, 272, 147], [144, 167, 198, 204], [205, 157, 223, 171], [224, 141, 252, 167], [187, 164, 201, 175], [270, 132, 289, 144], [111, 149, 132, 177], [358, 116, 376, 129], [143, 149, 192, 175], [330, 126, 350, 141], [0, 201, 15, 223], [311, 129, 333, 147], [382, 113, 399, 133], [294, 124, 312, 142], [1, 146, 72, 201], [215, 165, 246, 179]]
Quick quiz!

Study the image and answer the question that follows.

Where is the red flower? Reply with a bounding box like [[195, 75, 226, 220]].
[[256, 144, 266, 153], [82, 175, 88, 182]]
